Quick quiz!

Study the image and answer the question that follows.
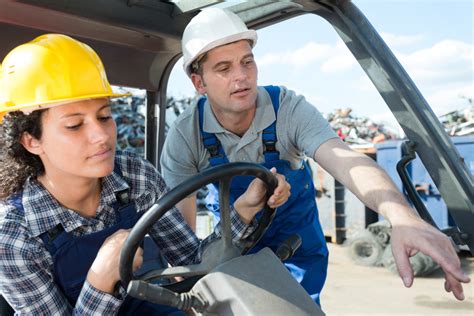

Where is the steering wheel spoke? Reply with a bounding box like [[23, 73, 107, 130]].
[[218, 177, 233, 248], [138, 264, 209, 281]]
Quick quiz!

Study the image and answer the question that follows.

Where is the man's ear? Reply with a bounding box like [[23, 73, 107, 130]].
[[190, 73, 207, 95], [20, 132, 43, 155]]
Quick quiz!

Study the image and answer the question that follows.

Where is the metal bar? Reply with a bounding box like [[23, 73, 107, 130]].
[[315, 0, 474, 253], [155, 54, 182, 170], [145, 90, 158, 166], [219, 178, 233, 248], [396, 141, 439, 228], [334, 179, 346, 244], [167, 0, 222, 14]]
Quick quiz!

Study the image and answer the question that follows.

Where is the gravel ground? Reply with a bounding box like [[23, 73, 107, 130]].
[[320, 243, 474, 315]]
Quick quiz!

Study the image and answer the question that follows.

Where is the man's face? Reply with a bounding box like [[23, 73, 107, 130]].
[[191, 40, 258, 116]]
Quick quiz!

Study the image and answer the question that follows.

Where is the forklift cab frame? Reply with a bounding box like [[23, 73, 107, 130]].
[[0, 0, 473, 311]]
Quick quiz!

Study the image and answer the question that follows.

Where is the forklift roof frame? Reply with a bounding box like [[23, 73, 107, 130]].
[[0, 0, 472, 251]]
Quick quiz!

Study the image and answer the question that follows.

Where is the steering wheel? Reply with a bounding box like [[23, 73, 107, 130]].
[[119, 162, 278, 309]]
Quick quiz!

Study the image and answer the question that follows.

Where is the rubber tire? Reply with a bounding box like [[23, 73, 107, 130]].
[[382, 246, 439, 276], [347, 230, 384, 267]]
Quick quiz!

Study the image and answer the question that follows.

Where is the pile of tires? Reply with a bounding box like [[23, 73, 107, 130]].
[[346, 221, 439, 276]]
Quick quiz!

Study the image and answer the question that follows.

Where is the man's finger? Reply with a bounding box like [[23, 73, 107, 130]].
[[414, 234, 470, 284], [444, 271, 465, 300], [391, 244, 414, 288], [444, 280, 451, 292]]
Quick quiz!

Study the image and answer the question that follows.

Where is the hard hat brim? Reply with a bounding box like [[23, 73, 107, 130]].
[[183, 30, 257, 77], [0, 92, 131, 122]]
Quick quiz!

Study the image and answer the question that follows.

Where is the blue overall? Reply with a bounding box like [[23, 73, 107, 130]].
[[9, 164, 184, 315], [199, 85, 328, 304]]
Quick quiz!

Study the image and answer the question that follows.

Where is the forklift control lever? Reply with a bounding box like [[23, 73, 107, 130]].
[[275, 234, 302, 261]]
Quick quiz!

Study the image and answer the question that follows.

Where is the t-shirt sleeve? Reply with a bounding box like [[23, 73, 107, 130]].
[[279, 87, 338, 159], [160, 114, 200, 189]]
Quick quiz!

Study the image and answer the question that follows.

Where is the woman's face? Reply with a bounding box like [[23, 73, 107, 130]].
[[28, 98, 117, 180]]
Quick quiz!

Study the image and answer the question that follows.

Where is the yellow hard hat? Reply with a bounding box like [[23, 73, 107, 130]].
[[0, 34, 129, 121]]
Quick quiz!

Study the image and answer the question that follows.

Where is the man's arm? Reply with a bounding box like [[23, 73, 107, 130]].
[[314, 138, 407, 215], [314, 137, 470, 300], [176, 195, 197, 232]]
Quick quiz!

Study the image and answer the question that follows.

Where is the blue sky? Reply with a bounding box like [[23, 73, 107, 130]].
[[167, 0, 473, 130]]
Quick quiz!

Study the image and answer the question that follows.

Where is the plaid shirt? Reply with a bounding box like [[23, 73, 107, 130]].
[[0, 151, 251, 315]]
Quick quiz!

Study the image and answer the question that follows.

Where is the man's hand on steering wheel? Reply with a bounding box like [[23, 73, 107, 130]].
[[234, 168, 291, 224]]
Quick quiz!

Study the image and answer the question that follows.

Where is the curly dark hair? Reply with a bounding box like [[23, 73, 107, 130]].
[[0, 110, 46, 199]]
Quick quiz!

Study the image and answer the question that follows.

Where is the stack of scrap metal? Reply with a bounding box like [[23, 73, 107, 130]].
[[110, 92, 199, 155], [325, 108, 400, 146], [111, 95, 146, 155], [438, 107, 474, 136]]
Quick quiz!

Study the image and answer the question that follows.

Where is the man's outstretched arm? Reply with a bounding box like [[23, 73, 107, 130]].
[[314, 138, 470, 300]]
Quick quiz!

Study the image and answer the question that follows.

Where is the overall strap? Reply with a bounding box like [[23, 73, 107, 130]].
[[198, 97, 229, 166], [39, 225, 69, 254], [198, 86, 281, 165], [262, 85, 281, 162], [113, 156, 131, 205], [7, 190, 71, 255]]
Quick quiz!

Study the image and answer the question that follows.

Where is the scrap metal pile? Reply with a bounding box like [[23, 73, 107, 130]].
[[324, 106, 474, 146], [438, 107, 474, 136], [109, 93, 473, 156], [324, 108, 400, 145], [111, 95, 146, 155], [110, 92, 198, 155]]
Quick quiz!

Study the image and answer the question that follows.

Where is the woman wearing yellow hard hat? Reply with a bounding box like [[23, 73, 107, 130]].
[[0, 34, 290, 315]]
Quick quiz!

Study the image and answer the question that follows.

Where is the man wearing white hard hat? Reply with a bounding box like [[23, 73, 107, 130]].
[[161, 7, 470, 304]]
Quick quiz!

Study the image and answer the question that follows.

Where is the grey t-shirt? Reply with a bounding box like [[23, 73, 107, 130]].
[[160, 85, 338, 189]]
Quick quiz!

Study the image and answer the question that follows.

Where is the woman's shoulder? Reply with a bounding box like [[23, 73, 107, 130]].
[[0, 194, 26, 219], [0, 196, 28, 240]]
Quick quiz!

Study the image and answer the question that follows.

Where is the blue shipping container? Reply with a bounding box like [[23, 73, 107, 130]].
[[375, 136, 474, 229]]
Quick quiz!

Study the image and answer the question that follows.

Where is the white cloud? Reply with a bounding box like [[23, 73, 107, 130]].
[[303, 92, 328, 110], [258, 42, 332, 67], [257, 53, 285, 67], [320, 53, 356, 73], [396, 40, 473, 85], [319, 41, 357, 73], [256, 35, 472, 122], [380, 32, 423, 47], [290, 42, 332, 66], [258, 36, 472, 85], [258, 40, 356, 72], [393, 40, 473, 115], [354, 74, 379, 92], [353, 40, 473, 107], [425, 83, 474, 116]]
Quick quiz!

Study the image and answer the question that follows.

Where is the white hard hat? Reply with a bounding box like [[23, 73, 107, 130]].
[[181, 7, 258, 76]]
